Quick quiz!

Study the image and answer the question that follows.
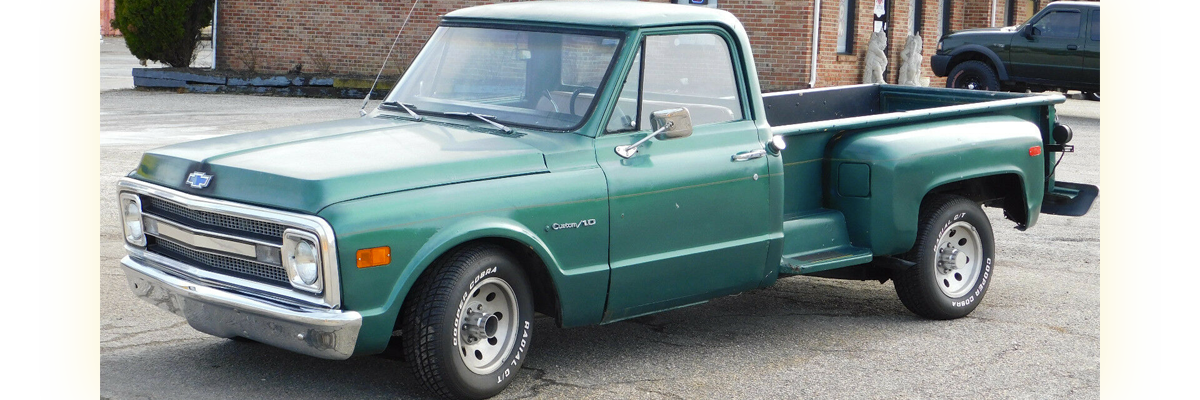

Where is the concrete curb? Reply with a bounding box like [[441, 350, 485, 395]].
[[131, 68, 395, 99]]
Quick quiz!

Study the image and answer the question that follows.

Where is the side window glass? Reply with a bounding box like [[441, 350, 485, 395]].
[[1089, 10, 1100, 41], [640, 34, 743, 128], [606, 49, 641, 133], [1032, 11, 1082, 39]]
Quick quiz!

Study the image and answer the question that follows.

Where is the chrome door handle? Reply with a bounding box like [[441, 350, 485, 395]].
[[731, 149, 767, 162], [1067, 44, 1078, 50]]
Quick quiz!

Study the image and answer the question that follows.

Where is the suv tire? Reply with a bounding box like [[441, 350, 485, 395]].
[[946, 60, 1000, 91]]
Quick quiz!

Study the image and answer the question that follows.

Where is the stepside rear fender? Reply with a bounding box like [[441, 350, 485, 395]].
[[826, 114, 1044, 256]]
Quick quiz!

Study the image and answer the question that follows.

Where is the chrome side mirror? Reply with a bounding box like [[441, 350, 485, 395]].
[[615, 108, 693, 159], [650, 108, 693, 140]]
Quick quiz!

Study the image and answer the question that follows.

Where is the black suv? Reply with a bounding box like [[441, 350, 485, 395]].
[[931, 1, 1099, 99]]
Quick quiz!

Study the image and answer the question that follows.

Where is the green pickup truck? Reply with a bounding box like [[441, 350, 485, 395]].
[[116, 2, 1096, 399]]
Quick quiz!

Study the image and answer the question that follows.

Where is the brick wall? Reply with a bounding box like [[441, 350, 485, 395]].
[[213, 0, 1093, 91], [101, 0, 120, 36], [216, 0, 515, 75]]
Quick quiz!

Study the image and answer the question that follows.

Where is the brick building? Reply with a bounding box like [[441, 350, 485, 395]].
[[212, 0, 1089, 91]]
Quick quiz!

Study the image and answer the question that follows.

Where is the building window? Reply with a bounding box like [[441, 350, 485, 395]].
[[911, 0, 925, 34], [1005, 0, 1016, 26], [837, 0, 857, 53], [940, 0, 953, 37]]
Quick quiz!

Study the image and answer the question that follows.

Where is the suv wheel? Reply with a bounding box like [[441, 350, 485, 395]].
[[946, 60, 1000, 91]]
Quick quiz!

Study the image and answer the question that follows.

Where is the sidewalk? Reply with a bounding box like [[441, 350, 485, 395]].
[[101, 36, 212, 91]]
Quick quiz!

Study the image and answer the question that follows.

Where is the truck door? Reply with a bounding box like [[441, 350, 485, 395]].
[[1009, 7, 1086, 84], [595, 31, 772, 321]]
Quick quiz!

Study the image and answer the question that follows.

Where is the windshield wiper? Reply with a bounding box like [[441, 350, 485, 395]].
[[379, 101, 423, 121], [443, 112, 513, 134]]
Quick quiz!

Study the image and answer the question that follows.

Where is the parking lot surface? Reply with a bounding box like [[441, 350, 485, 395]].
[[99, 88, 1099, 399]]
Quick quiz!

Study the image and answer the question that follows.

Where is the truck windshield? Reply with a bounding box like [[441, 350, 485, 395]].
[[385, 26, 623, 131]]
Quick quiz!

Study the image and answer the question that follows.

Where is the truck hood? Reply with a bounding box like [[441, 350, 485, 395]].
[[129, 117, 548, 213], [940, 26, 1017, 53]]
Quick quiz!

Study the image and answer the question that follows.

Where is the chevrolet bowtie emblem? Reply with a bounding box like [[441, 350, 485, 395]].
[[185, 171, 213, 189]]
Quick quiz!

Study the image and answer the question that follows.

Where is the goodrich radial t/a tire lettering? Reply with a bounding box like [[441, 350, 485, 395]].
[[893, 195, 996, 320], [402, 244, 534, 399]]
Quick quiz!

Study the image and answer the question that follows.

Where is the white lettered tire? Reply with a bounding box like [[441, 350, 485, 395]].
[[893, 195, 996, 320], [402, 244, 534, 399]]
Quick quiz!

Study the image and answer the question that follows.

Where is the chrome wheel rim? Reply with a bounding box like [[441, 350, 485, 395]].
[[958, 76, 981, 90], [934, 221, 983, 298], [457, 277, 518, 374]]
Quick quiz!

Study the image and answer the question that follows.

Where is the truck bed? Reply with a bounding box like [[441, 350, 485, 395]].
[[762, 84, 1066, 276], [763, 84, 1062, 133]]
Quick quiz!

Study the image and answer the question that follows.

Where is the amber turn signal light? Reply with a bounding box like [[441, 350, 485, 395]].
[[1029, 146, 1042, 157], [356, 246, 391, 268]]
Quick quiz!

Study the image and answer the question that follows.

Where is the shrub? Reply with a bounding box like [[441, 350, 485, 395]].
[[111, 0, 214, 68]]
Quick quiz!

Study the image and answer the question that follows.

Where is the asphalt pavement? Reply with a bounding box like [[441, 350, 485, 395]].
[[99, 43, 1100, 399]]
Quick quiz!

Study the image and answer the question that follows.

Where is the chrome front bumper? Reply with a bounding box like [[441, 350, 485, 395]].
[[122, 255, 362, 360]]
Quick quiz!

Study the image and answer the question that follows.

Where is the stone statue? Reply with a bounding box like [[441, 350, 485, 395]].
[[899, 33, 924, 86], [862, 31, 888, 84]]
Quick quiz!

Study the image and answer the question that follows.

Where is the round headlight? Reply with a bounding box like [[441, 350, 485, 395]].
[[283, 229, 323, 293], [124, 202, 143, 241], [120, 194, 146, 246], [293, 240, 319, 285]]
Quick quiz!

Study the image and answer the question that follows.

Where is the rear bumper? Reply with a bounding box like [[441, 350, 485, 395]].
[[931, 55, 951, 77], [1040, 181, 1099, 217], [121, 255, 362, 360]]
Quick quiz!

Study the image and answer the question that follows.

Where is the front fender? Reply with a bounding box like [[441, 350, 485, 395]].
[[318, 169, 611, 355], [947, 44, 1010, 81]]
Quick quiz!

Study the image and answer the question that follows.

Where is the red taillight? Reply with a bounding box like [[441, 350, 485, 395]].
[[1029, 146, 1042, 157]]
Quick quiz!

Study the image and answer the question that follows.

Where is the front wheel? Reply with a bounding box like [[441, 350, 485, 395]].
[[402, 244, 534, 399], [893, 195, 996, 319], [946, 60, 1000, 91]]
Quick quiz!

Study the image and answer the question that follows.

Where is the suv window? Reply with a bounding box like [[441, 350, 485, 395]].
[[1089, 10, 1100, 41], [606, 33, 743, 133], [1032, 10, 1082, 39]]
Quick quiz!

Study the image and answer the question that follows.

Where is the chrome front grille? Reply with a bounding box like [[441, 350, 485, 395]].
[[118, 177, 342, 309], [154, 237, 289, 284], [139, 194, 291, 287], [144, 197, 287, 241]]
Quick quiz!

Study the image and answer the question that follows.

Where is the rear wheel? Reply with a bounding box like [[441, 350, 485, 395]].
[[402, 244, 534, 399], [893, 195, 996, 319], [946, 60, 1000, 91]]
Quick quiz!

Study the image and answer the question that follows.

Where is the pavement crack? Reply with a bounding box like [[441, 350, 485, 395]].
[[101, 337, 209, 353], [637, 386, 684, 400], [101, 320, 191, 344], [966, 315, 1098, 340], [514, 366, 592, 399]]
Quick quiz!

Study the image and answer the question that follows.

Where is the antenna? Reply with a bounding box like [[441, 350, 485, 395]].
[[360, 0, 422, 117]]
